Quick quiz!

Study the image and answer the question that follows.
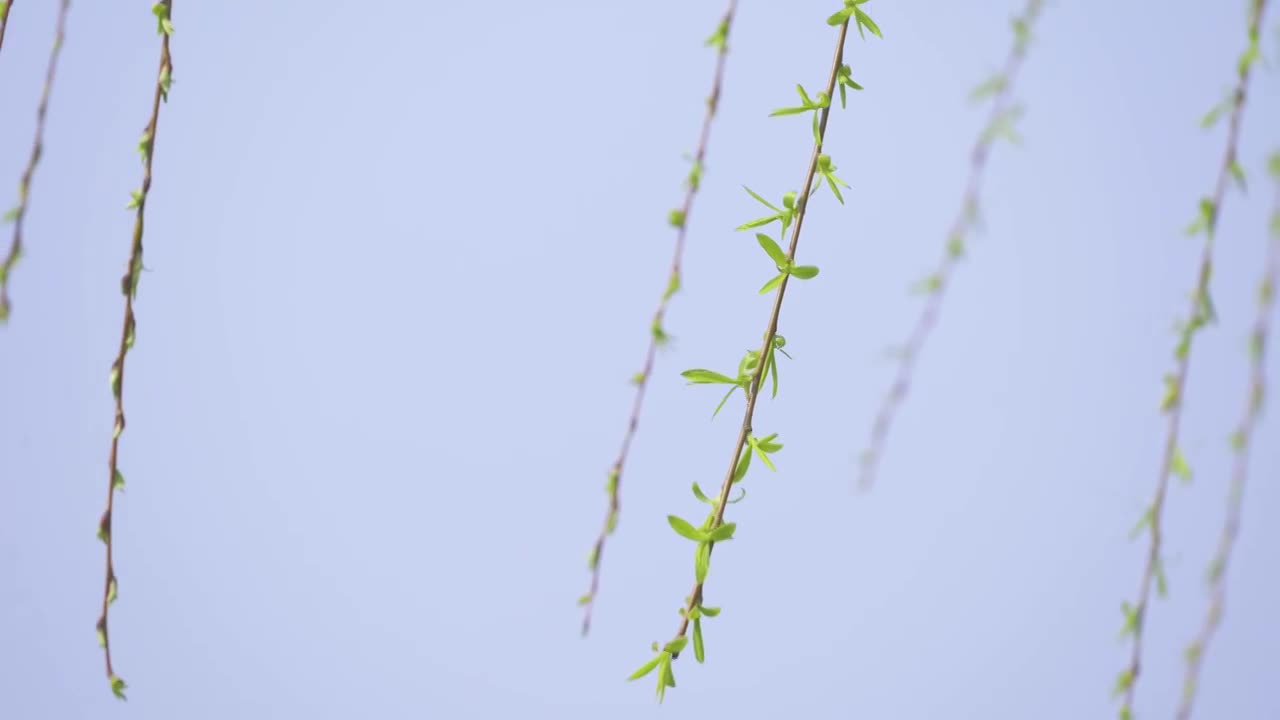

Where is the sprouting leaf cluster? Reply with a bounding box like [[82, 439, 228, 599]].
[[681, 334, 790, 416]]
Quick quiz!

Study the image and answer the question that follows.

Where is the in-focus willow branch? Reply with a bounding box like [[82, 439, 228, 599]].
[[579, 0, 738, 637], [1116, 2, 1268, 716], [670, 8, 849, 664], [0, 1, 13, 55], [628, 2, 882, 700], [858, 0, 1044, 490], [0, 0, 71, 324], [97, 0, 174, 701], [1175, 151, 1280, 720]]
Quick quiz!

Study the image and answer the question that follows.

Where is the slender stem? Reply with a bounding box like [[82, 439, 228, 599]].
[[670, 18, 851, 651], [98, 1, 174, 696], [1120, 0, 1268, 713], [859, 0, 1044, 489], [581, 0, 738, 636], [1175, 164, 1279, 720], [1, 0, 71, 323]]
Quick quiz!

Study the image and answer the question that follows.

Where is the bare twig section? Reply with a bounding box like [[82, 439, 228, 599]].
[[667, 19, 852, 652], [1118, 2, 1269, 715], [858, 0, 1045, 490], [97, 0, 175, 700], [0, 0, 71, 324], [0, 0, 13, 55], [1175, 158, 1280, 720], [580, 0, 738, 637]]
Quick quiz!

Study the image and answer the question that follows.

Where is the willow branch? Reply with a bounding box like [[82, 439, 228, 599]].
[[581, 0, 738, 636], [669, 18, 851, 653], [1175, 156, 1280, 720], [858, 0, 1044, 490], [0, 0, 71, 324], [97, 0, 175, 700], [1119, 1, 1268, 713]]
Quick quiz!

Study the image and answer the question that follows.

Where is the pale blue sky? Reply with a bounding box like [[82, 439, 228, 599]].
[[1, 1, 1278, 718]]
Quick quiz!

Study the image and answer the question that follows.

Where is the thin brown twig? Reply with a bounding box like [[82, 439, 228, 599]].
[[858, 0, 1044, 490], [580, 0, 738, 637], [669, 18, 851, 653], [1119, 1, 1268, 713], [1175, 160, 1280, 720], [0, 0, 71, 324], [97, 0, 174, 699]]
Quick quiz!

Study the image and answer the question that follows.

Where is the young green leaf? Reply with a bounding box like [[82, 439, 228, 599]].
[[970, 73, 1008, 102], [628, 654, 663, 680], [852, 4, 882, 39], [826, 1, 857, 27], [691, 482, 714, 504], [1129, 506, 1154, 540], [773, 334, 792, 356], [756, 233, 788, 267], [749, 436, 777, 470], [1227, 158, 1247, 190], [711, 386, 739, 418], [693, 618, 706, 662], [817, 154, 850, 204], [769, 84, 827, 116], [663, 636, 689, 655], [755, 433, 784, 453], [759, 273, 786, 295], [657, 655, 675, 701], [1171, 446, 1192, 483], [790, 265, 819, 280], [1113, 668, 1134, 698], [151, 1, 174, 34], [682, 369, 739, 385], [667, 515, 708, 542], [742, 185, 781, 212], [762, 340, 782, 399], [836, 64, 863, 108], [736, 186, 794, 231], [732, 445, 752, 482], [707, 522, 737, 542]]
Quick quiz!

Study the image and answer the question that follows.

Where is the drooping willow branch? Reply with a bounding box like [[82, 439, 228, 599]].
[[0, 0, 71, 324], [858, 0, 1044, 490], [628, 2, 881, 699], [97, 0, 174, 700], [579, 0, 738, 637], [1115, 1, 1269, 715], [1174, 151, 1280, 720]]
